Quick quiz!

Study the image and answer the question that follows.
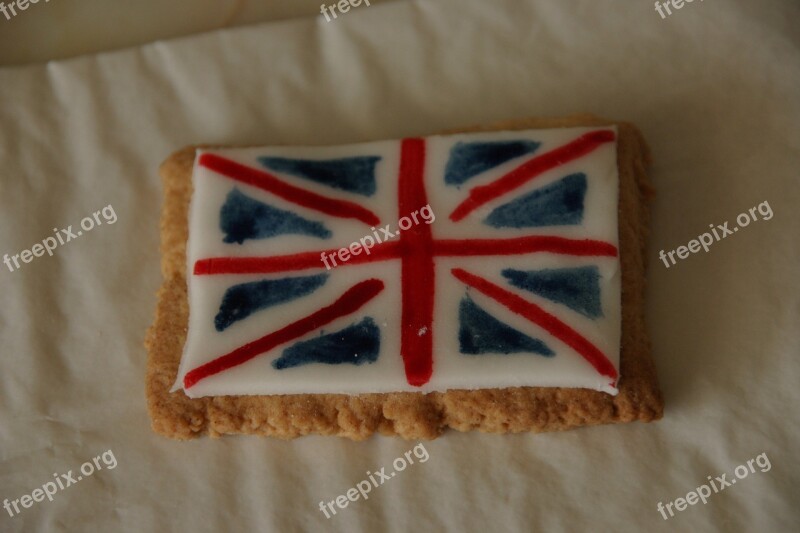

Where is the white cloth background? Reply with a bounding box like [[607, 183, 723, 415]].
[[0, 0, 798, 531]]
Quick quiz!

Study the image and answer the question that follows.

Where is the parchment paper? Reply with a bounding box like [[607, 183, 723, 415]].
[[0, 0, 798, 531]]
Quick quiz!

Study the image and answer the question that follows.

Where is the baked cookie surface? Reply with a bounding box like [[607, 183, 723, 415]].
[[145, 115, 663, 440]]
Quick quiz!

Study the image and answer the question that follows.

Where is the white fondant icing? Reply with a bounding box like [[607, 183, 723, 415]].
[[172, 126, 621, 398]]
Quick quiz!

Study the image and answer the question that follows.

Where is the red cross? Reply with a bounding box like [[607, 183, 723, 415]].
[[185, 132, 618, 389]]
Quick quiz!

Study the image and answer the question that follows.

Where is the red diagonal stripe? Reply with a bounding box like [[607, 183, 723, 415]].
[[398, 138, 434, 387], [183, 278, 385, 389], [433, 236, 618, 257], [199, 153, 381, 226], [451, 268, 618, 380], [449, 130, 616, 222], [194, 241, 402, 275]]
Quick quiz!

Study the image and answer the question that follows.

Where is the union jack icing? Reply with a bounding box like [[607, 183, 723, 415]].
[[173, 127, 622, 398]]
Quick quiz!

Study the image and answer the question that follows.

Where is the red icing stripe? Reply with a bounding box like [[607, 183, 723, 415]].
[[398, 138, 435, 387], [193, 241, 402, 275], [449, 130, 616, 222], [433, 236, 617, 257], [450, 268, 618, 381], [193, 237, 615, 275], [199, 153, 381, 226], [183, 279, 385, 389]]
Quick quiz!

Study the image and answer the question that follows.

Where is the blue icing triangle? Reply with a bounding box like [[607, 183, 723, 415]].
[[258, 156, 380, 196], [458, 296, 554, 356], [215, 274, 328, 332], [502, 266, 603, 319], [484, 173, 587, 228], [273, 317, 381, 369], [220, 188, 331, 243], [444, 140, 540, 186]]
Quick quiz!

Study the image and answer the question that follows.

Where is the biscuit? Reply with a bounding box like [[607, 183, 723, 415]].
[[145, 114, 663, 440]]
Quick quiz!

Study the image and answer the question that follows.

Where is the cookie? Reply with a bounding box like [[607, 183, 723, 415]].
[[145, 114, 663, 440]]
